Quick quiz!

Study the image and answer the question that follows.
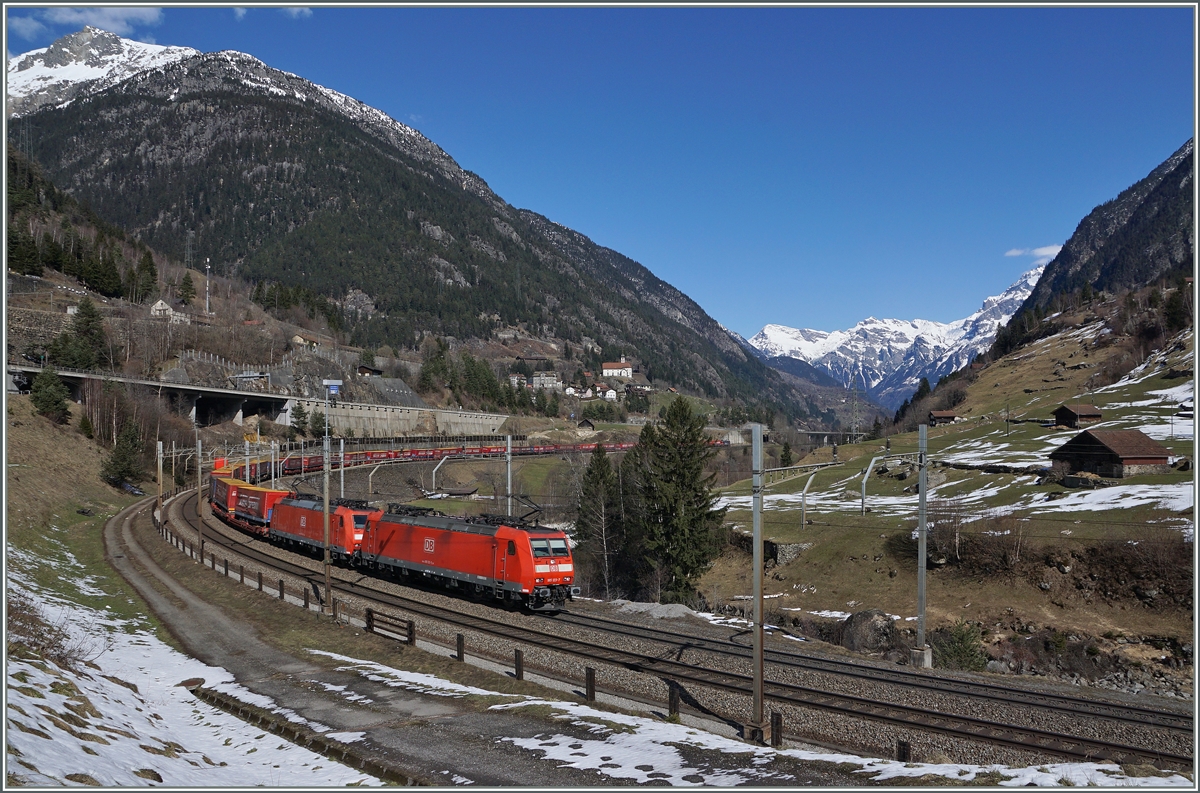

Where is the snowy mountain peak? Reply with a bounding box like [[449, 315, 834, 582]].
[[748, 266, 1044, 410], [7, 26, 199, 117]]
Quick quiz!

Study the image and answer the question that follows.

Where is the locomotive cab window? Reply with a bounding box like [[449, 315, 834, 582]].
[[507, 540, 516, 556], [353, 515, 368, 528], [530, 539, 552, 558], [548, 539, 569, 557]]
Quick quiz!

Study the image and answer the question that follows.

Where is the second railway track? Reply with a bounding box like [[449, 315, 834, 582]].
[[164, 489, 1193, 771]]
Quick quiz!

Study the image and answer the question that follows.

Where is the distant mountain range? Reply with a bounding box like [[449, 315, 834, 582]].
[[7, 26, 854, 425], [747, 267, 1043, 411]]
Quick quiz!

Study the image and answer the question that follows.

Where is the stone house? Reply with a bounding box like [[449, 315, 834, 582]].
[[1053, 404, 1102, 428], [1049, 429, 1171, 478]]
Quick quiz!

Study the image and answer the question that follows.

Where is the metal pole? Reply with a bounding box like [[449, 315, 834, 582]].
[[915, 424, 929, 665], [156, 441, 163, 526], [244, 440, 251, 484], [506, 434, 512, 517], [801, 471, 817, 528], [323, 433, 331, 614], [751, 423, 764, 735], [861, 455, 882, 515], [205, 259, 210, 315], [171, 440, 175, 489], [196, 438, 204, 561], [340, 438, 344, 499]]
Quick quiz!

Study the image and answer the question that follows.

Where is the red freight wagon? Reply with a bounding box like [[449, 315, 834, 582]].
[[269, 498, 377, 561], [209, 477, 240, 515], [280, 456, 305, 475], [365, 450, 389, 461], [303, 454, 324, 472], [362, 510, 576, 611], [232, 485, 289, 537]]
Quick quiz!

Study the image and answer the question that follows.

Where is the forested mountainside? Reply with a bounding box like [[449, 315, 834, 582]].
[[11, 35, 815, 416], [993, 139, 1193, 358]]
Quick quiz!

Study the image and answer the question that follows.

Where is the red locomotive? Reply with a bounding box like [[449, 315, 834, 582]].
[[361, 507, 575, 611], [269, 497, 379, 562], [206, 483, 577, 611]]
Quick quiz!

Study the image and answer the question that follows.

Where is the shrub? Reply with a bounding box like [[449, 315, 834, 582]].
[[931, 620, 988, 672]]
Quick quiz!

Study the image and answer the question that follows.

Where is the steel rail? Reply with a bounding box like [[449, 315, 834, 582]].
[[168, 492, 1193, 769], [551, 611, 1193, 733]]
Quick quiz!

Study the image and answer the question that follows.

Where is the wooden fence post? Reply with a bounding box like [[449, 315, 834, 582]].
[[668, 683, 679, 718], [365, 609, 374, 633], [585, 668, 596, 702], [456, 634, 464, 661], [278, 579, 285, 600], [406, 620, 415, 645], [514, 649, 524, 681], [771, 712, 783, 747], [257, 571, 263, 591]]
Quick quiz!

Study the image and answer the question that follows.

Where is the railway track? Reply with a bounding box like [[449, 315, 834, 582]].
[[551, 611, 1194, 733], [165, 490, 1193, 770]]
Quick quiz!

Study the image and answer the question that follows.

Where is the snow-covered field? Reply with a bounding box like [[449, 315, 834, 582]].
[[6, 574, 1193, 787]]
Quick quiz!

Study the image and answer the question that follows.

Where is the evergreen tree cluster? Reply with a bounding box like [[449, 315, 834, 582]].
[[573, 397, 726, 603], [46, 297, 112, 370]]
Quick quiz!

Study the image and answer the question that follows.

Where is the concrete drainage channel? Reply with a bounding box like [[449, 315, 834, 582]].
[[187, 684, 430, 786]]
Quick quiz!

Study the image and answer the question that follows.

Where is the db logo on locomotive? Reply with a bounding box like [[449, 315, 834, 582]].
[[424, 537, 435, 553]]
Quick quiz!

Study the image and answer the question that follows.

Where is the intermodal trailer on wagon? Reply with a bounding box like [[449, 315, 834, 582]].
[[209, 476, 240, 515], [362, 511, 576, 611], [231, 485, 289, 537]]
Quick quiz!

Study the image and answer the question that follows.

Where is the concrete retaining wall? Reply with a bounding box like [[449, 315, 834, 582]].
[[282, 398, 507, 437]]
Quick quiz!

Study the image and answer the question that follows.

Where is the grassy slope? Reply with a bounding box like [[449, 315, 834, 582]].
[[704, 327, 1194, 644]]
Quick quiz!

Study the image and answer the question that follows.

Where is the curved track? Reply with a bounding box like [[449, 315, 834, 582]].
[[168, 490, 1193, 769], [552, 611, 1193, 733]]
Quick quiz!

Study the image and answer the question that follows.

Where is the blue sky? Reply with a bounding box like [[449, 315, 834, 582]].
[[6, 6, 1195, 337]]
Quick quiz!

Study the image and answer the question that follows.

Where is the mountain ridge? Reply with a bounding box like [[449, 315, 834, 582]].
[[9, 26, 862, 425], [748, 266, 1043, 410]]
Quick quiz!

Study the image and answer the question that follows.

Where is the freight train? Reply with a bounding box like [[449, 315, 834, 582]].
[[206, 474, 577, 611], [220, 439, 728, 485]]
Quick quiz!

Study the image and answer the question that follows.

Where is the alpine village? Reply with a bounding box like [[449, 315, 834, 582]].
[[5, 25, 1195, 788]]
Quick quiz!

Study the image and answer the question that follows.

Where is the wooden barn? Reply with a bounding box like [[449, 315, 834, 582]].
[[1053, 403, 1102, 428], [1049, 429, 1171, 478], [928, 410, 959, 426]]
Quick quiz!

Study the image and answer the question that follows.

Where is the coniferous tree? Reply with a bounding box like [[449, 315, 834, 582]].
[[575, 445, 622, 600], [78, 412, 94, 439], [624, 397, 727, 602], [178, 272, 196, 306], [308, 408, 327, 437], [102, 422, 143, 485], [291, 402, 309, 436], [779, 442, 793, 468], [30, 367, 70, 423]]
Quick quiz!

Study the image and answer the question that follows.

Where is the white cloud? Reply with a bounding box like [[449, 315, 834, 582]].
[[233, 8, 247, 21], [7, 15, 47, 39], [1005, 244, 1062, 266], [281, 7, 313, 18], [41, 7, 164, 36]]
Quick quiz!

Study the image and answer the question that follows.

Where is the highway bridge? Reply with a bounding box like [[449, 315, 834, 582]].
[[6, 361, 508, 436]]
